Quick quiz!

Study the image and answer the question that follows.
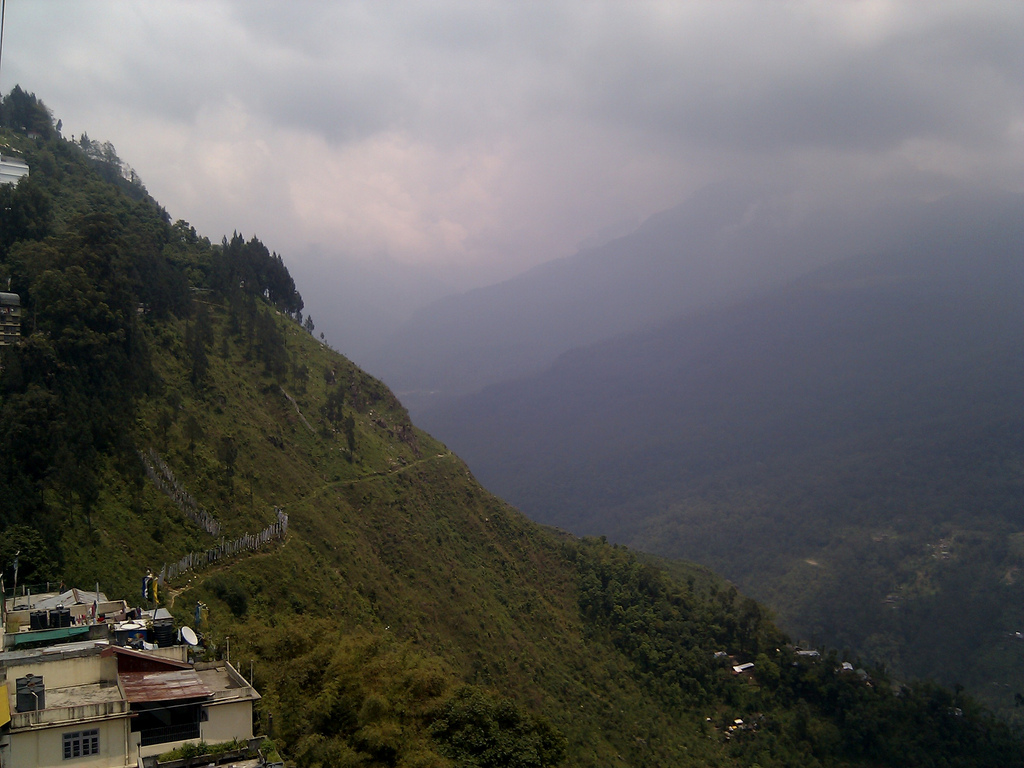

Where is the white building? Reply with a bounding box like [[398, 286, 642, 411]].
[[0, 156, 29, 186]]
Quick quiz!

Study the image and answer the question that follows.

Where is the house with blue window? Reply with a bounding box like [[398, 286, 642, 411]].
[[0, 588, 261, 767]]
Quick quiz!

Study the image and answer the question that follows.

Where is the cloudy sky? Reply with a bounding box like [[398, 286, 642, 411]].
[[3, 1, 1022, 292]]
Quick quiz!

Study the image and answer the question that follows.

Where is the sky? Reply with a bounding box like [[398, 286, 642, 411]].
[[2, 1, 1023, 295]]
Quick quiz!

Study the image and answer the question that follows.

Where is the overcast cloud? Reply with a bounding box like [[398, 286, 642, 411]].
[[3, 1, 1022, 288]]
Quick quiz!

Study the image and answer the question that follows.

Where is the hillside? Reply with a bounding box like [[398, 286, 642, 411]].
[[2, 87, 1023, 767], [421, 204, 1024, 722]]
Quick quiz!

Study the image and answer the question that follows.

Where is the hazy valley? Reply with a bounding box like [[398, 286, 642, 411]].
[[409, 190, 1024, 720]]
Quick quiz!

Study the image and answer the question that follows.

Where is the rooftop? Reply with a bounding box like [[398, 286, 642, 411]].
[[29, 588, 107, 612], [35, 681, 122, 710], [195, 661, 261, 704], [120, 669, 212, 704], [0, 639, 111, 667]]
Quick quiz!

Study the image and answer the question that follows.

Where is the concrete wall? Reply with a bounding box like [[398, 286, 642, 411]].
[[137, 735, 188, 762], [7, 654, 117, 689], [7, 718, 128, 768], [135, 702, 251, 762], [201, 700, 252, 744]]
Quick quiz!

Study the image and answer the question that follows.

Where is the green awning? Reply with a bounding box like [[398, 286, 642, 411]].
[[12, 625, 90, 646]]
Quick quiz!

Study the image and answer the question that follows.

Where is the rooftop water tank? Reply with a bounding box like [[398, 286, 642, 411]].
[[15, 674, 45, 712]]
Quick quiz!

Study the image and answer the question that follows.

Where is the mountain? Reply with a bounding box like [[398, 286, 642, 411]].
[[2, 87, 1023, 767], [365, 181, 1005, 416], [422, 194, 1024, 721]]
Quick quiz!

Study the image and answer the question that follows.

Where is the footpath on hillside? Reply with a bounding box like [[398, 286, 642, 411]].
[[141, 445, 457, 588]]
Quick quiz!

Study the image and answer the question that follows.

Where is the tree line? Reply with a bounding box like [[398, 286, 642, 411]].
[[0, 86, 307, 582]]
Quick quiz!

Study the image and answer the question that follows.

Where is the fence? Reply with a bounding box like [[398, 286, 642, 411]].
[[140, 449, 289, 585], [140, 721, 201, 747], [158, 508, 289, 585], [139, 449, 221, 537]]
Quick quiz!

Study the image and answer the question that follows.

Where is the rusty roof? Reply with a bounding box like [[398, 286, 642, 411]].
[[119, 669, 212, 704]]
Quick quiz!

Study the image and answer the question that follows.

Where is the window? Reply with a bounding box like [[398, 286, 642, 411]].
[[63, 729, 99, 760]]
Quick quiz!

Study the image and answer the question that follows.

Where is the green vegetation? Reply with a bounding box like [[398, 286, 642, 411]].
[[429, 686, 566, 767], [260, 738, 283, 763], [1, 86, 1022, 767], [575, 540, 1023, 767], [156, 738, 247, 763]]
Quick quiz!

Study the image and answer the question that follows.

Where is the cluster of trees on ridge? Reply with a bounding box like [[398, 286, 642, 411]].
[[0, 87, 309, 581]]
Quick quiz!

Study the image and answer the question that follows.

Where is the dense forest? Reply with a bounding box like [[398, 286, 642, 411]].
[[2, 86, 1023, 767]]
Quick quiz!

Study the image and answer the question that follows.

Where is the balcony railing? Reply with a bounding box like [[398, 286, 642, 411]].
[[11, 700, 128, 729], [139, 721, 201, 746]]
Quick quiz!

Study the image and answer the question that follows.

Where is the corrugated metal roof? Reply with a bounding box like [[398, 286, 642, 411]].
[[119, 669, 212, 704], [12, 626, 90, 646], [31, 588, 107, 610]]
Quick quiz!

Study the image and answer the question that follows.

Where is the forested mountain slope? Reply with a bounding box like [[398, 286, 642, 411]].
[[422, 200, 1024, 722], [1, 87, 1022, 767]]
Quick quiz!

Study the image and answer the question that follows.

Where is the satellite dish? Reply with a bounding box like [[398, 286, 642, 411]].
[[181, 626, 199, 646]]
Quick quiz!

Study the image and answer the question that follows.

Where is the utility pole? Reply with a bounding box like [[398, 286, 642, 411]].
[[0, 0, 6, 95]]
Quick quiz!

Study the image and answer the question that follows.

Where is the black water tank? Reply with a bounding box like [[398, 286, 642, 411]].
[[15, 675, 45, 712], [154, 624, 176, 648], [29, 611, 47, 631]]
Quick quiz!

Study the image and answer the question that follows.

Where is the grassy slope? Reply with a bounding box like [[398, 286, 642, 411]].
[[61, 302, 729, 767]]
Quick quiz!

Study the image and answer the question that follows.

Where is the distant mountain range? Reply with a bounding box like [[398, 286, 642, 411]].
[[418, 189, 1024, 719], [366, 183, 1018, 415]]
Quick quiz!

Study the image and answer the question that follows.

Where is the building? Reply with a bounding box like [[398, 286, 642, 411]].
[[0, 588, 261, 767], [0, 156, 29, 186], [0, 293, 21, 347]]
